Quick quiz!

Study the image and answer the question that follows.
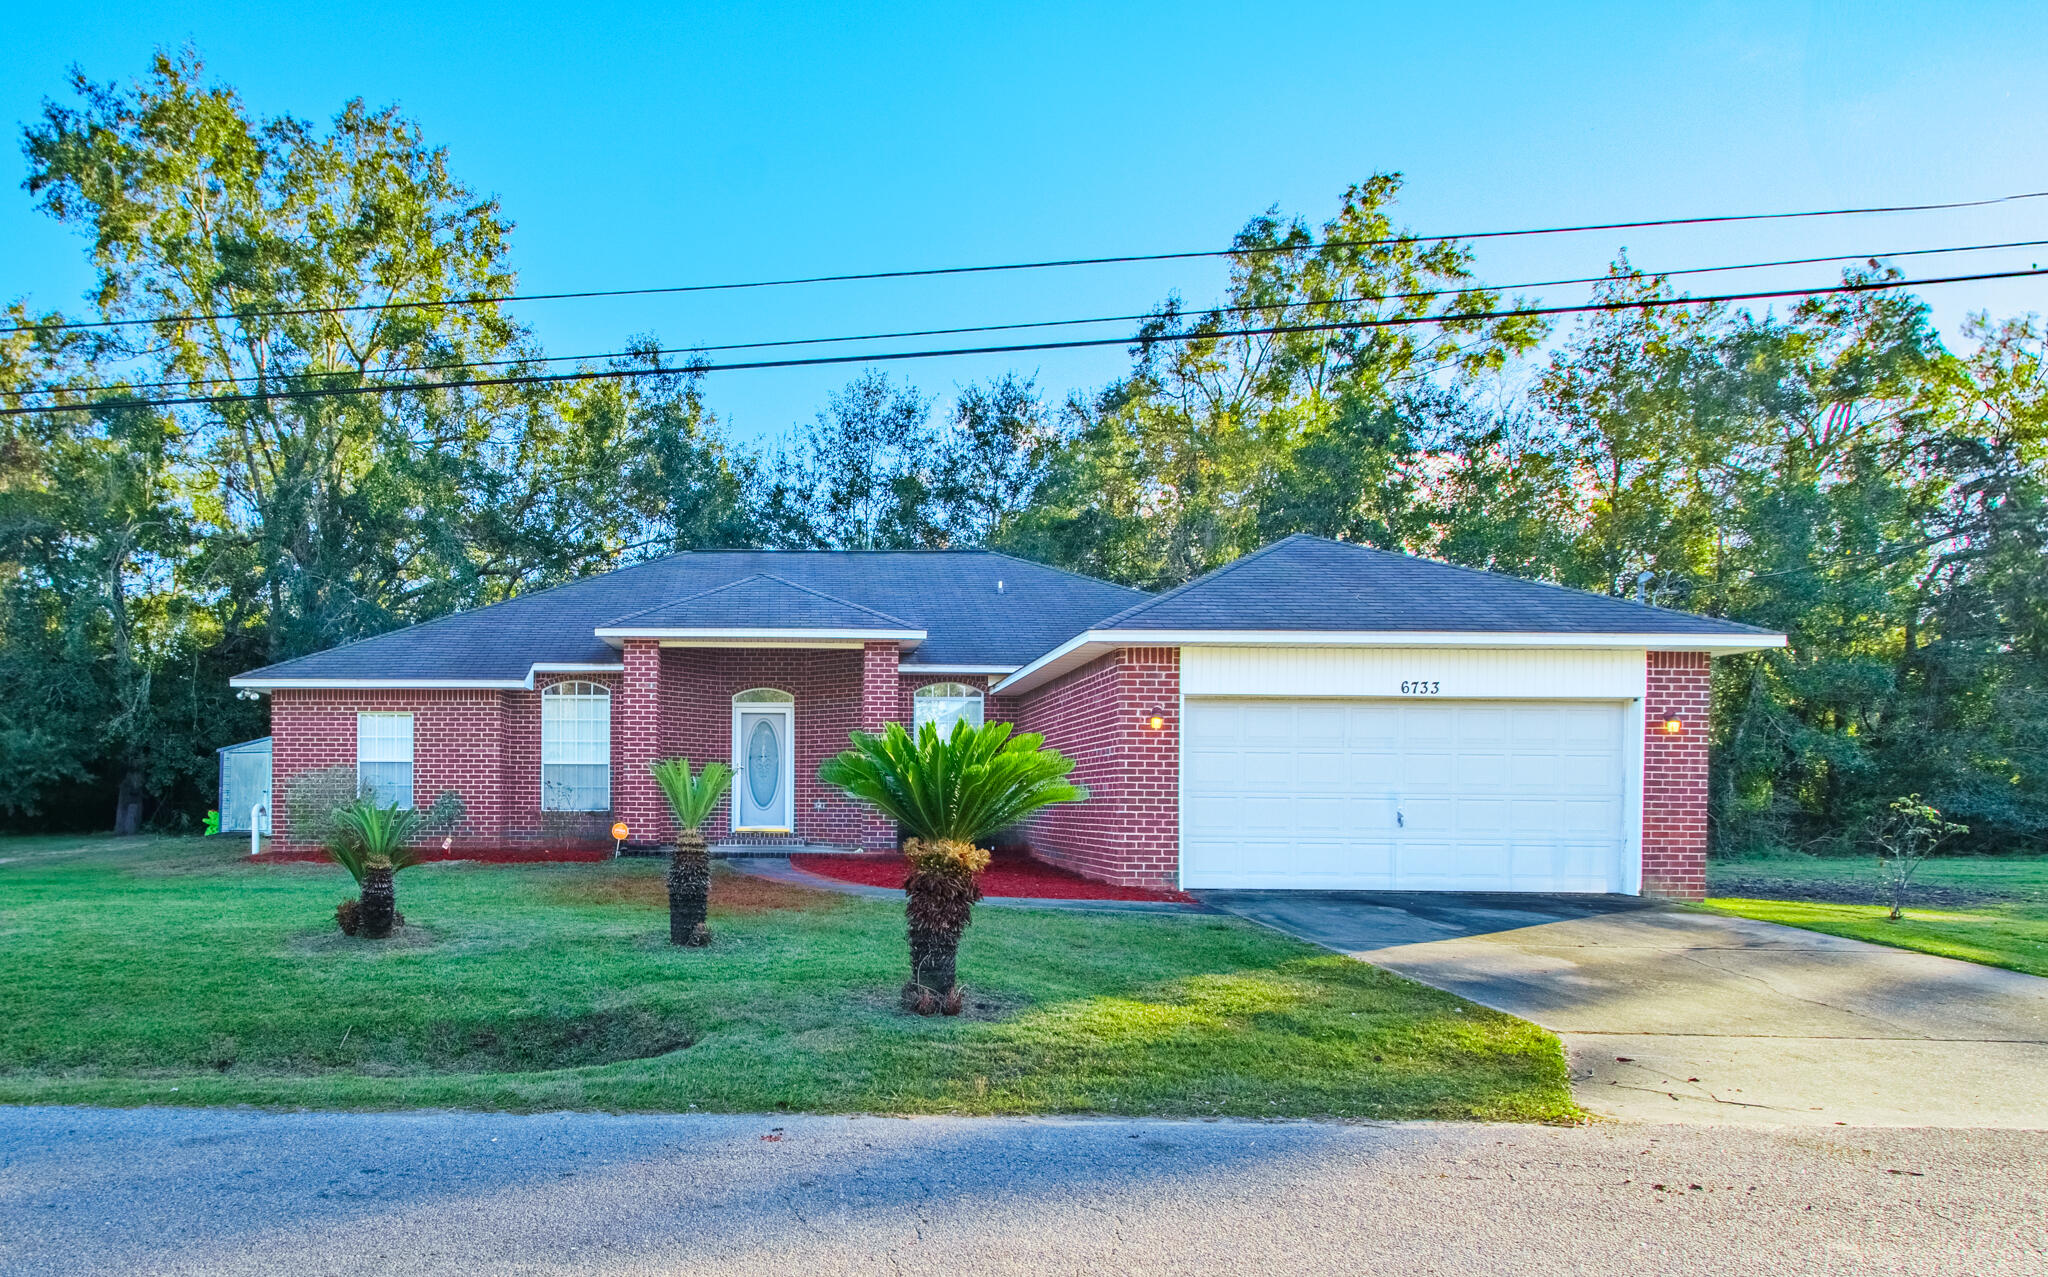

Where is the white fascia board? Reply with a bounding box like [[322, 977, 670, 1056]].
[[993, 627, 1787, 696], [1107, 629, 1786, 652], [897, 663, 1020, 675], [228, 676, 529, 691], [593, 627, 926, 646]]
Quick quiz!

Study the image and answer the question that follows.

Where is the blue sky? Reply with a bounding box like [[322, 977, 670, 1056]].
[[3, 1, 2044, 442]]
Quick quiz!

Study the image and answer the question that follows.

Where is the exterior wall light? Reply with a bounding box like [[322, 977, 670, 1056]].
[[1146, 714, 1167, 731], [1661, 718, 1684, 735]]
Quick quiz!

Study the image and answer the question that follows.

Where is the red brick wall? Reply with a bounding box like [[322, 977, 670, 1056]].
[[268, 644, 904, 853], [654, 644, 879, 847], [270, 688, 510, 851], [614, 640, 667, 842], [1642, 650, 1713, 899], [1008, 647, 1180, 889]]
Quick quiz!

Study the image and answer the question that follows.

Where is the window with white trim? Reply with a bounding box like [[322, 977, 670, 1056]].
[[541, 681, 612, 811], [913, 682, 984, 737], [357, 712, 415, 810]]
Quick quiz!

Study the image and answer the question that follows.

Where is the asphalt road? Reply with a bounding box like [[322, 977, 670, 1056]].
[[3, 1108, 2042, 1275]]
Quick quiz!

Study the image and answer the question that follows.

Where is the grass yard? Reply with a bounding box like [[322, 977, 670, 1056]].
[[1703, 852, 2048, 979], [0, 834, 1577, 1121]]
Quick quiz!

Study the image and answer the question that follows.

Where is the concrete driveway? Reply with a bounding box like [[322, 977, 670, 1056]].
[[1198, 891, 2048, 1127]]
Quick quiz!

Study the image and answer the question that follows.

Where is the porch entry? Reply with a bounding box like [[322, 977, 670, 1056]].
[[731, 688, 795, 832]]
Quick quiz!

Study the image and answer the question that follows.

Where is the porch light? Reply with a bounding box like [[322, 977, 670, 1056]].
[[1661, 718, 1683, 735], [1146, 713, 1167, 731]]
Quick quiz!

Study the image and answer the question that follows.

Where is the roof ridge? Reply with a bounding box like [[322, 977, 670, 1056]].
[[978, 547, 1153, 598], [747, 573, 918, 627], [599, 571, 918, 629], [1091, 536, 1307, 628]]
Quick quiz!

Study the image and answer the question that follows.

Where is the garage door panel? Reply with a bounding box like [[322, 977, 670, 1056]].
[[1182, 697, 1628, 892], [1295, 751, 1356, 788]]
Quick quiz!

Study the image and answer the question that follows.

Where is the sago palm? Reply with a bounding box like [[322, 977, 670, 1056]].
[[820, 719, 1085, 1014], [651, 757, 734, 946], [328, 799, 425, 939]]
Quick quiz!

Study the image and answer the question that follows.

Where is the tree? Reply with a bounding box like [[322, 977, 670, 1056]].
[[650, 757, 734, 946], [764, 371, 939, 548], [1007, 174, 1544, 587], [4, 52, 752, 828], [1871, 795, 1968, 920], [820, 720, 1085, 1015]]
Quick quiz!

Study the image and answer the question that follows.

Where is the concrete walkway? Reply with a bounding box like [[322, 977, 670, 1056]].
[[1198, 891, 2048, 1128], [4, 1108, 2041, 1276]]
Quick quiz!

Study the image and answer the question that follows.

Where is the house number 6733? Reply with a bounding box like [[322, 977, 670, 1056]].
[[1399, 680, 1441, 695]]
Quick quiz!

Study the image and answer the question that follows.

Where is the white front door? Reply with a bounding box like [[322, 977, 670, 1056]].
[[733, 707, 794, 831], [1181, 699, 1628, 892]]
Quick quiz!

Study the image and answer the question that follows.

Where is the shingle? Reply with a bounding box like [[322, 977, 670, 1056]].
[[601, 574, 919, 630], [236, 549, 1151, 681], [1096, 535, 1777, 636], [237, 536, 1775, 686]]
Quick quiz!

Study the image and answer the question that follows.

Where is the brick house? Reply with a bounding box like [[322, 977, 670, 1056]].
[[234, 535, 1781, 899]]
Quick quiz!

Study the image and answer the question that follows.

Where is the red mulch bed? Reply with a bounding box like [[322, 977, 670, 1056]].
[[254, 847, 610, 865], [790, 852, 1191, 902]]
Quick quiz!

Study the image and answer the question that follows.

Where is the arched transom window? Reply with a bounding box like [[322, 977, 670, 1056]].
[[541, 681, 612, 811], [914, 682, 984, 737]]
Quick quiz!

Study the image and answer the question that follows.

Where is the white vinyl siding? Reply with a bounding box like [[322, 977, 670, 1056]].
[[541, 682, 612, 812], [356, 712, 415, 810], [1181, 698, 1629, 892], [913, 682, 984, 737]]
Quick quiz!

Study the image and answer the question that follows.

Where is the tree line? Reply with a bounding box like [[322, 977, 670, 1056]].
[[4, 52, 2045, 852]]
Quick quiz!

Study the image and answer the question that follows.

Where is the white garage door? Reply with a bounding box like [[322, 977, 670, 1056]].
[[1182, 699, 1629, 892]]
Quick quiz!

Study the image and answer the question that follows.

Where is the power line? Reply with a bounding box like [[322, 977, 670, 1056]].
[[5, 267, 2037, 419], [7, 189, 2045, 338], [13, 239, 2044, 403]]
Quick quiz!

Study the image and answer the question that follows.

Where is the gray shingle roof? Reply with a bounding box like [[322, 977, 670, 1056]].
[[1095, 535, 1778, 636], [235, 550, 1151, 683], [236, 537, 1778, 687], [600, 574, 919, 632]]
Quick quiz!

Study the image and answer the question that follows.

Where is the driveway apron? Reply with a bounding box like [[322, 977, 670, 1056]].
[[1198, 891, 2048, 1128]]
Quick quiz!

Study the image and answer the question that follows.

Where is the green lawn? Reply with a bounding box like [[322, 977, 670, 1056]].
[[1703, 852, 2048, 979], [0, 834, 1577, 1120]]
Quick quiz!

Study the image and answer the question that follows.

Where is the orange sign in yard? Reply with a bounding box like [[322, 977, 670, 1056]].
[[611, 822, 630, 841]]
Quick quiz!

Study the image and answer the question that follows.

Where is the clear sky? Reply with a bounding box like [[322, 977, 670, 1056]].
[[3, 1, 2045, 442]]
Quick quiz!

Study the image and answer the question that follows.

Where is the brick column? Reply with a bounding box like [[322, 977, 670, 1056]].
[[1642, 650, 1712, 899], [615, 638, 670, 845], [855, 641, 901, 851]]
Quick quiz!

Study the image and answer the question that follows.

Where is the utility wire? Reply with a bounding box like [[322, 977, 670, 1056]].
[[5, 268, 2039, 419], [13, 239, 2045, 403], [7, 189, 2045, 337]]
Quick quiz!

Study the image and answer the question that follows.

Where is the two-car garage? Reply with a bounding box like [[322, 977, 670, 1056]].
[[1175, 646, 1644, 894], [1180, 697, 1630, 892]]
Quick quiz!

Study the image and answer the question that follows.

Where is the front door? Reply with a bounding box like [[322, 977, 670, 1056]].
[[734, 708, 793, 831]]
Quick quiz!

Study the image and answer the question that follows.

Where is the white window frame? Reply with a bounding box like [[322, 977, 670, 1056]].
[[356, 712, 415, 810], [541, 681, 612, 812], [913, 682, 985, 738]]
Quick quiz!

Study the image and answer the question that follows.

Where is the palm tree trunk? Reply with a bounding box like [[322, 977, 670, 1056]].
[[668, 830, 712, 946], [358, 864, 396, 938], [903, 859, 981, 1015]]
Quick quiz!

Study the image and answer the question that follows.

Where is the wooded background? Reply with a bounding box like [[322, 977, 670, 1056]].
[[5, 54, 2044, 851]]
